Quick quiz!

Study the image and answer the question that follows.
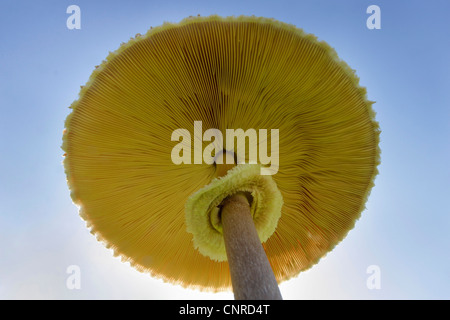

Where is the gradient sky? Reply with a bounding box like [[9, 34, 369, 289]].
[[0, 0, 449, 299]]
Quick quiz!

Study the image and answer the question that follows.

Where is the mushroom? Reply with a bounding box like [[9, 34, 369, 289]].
[[62, 15, 380, 299]]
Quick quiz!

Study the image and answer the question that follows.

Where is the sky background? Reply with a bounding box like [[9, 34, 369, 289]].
[[0, 0, 449, 299]]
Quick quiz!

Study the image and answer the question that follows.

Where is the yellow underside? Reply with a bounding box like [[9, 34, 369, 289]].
[[62, 15, 380, 291]]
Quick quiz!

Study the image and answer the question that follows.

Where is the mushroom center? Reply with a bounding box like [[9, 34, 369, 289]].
[[213, 149, 237, 178], [211, 150, 255, 230]]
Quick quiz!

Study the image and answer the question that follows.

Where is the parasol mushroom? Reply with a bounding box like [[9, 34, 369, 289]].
[[62, 15, 380, 299]]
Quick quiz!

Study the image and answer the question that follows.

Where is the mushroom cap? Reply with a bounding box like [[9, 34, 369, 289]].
[[62, 15, 380, 291]]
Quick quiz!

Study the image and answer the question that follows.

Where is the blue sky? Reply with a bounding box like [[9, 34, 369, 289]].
[[0, 0, 449, 299]]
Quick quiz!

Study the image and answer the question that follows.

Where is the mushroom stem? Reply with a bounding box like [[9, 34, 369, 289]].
[[221, 192, 283, 300]]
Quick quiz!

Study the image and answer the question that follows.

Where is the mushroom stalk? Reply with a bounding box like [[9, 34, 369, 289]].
[[221, 192, 283, 300]]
